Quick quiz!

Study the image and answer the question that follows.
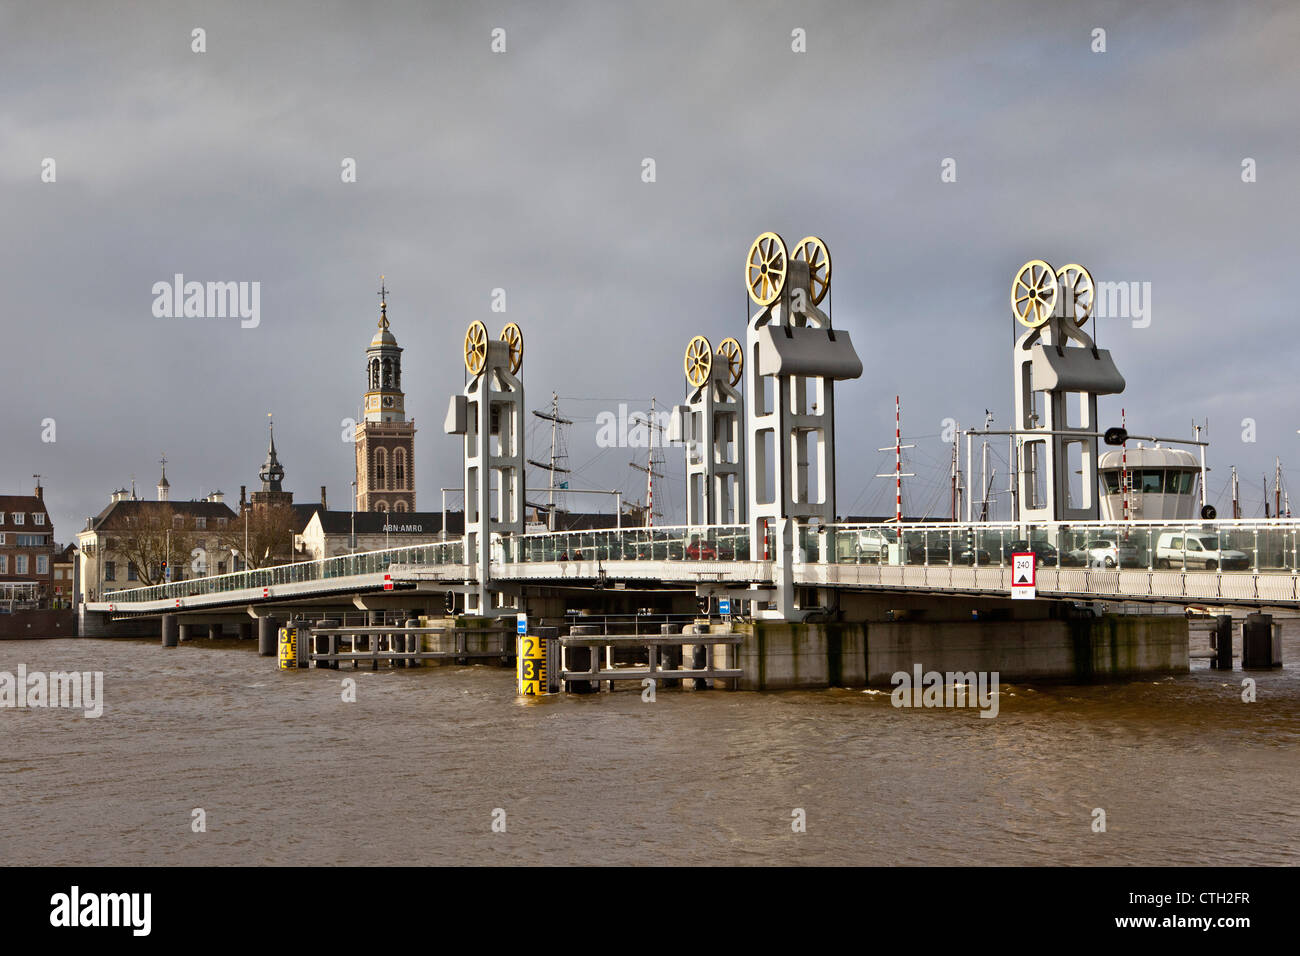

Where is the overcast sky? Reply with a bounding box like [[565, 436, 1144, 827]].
[[3, 0, 1297, 538]]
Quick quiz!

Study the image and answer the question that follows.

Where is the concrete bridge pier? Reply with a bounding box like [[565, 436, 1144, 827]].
[[238, 620, 252, 641], [731, 606, 1189, 691], [178, 622, 193, 643], [160, 614, 178, 647], [208, 622, 223, 641]]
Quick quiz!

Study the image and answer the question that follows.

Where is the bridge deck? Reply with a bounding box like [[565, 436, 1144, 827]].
[[88, 519, 1300, 615]]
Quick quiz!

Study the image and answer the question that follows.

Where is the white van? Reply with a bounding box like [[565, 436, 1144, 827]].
[[1154, 532, 1248, 571]]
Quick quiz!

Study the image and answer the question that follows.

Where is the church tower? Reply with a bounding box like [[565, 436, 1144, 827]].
[[355, 278, 416, 513]]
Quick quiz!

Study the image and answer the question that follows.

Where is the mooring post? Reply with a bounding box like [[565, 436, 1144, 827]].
[[316, 618, 339, 669], [257, 616, 277, 656], [690, 623, 711, 690], [1213, 615, 1233, 670], [1242, 612, 1281, 669], [404, 618, 420, 668], [660, 623, 682, 688], [567, 624, 601, 693]]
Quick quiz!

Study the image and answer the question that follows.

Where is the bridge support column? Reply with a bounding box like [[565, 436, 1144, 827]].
[[238, 620, 252, 641], [258, 617, 277, 656], [208, 622, 223, 640], [160, 614, 178, 648]]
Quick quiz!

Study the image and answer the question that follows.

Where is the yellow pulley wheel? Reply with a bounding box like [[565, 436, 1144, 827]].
[[684, 335, 713, 387], [500, 322, 523, 374], [746, 231, 788, 306], [1055, 264, 1094, 326], [1011, 259, 1058, 328], [792, 236, 831, 305], [464, 320, 488, 376], [716, 337, 743, 386]]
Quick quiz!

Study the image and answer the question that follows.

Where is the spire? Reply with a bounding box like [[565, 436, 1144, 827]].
[[260, 413, 284, 491], [378, 275, 389, 331], [157, 453, 170, 501]]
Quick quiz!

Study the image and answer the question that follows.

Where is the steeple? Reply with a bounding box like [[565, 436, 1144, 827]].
[[364, 275, 405, 423], [259, 414, 285, 492], [355, 276, 417, 513], [157, 453, 170, 501]]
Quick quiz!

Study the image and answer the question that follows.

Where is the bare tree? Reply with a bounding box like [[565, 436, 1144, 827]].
[[110, 506, 196, 587], [216, 504, 298, 570]]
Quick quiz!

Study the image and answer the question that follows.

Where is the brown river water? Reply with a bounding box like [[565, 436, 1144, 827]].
[[2, 625, 1297, 866]]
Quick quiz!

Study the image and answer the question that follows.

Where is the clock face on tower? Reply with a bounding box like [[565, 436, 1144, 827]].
[[383, 396, 394, 408]]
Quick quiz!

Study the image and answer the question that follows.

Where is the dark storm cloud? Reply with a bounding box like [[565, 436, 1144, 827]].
[[2, 0, 1297, 535]]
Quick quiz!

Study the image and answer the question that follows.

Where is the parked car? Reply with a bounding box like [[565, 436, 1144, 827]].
[[1002, 540, 1058, 566], [841, 529, 894, 563], [1069, 537, 1141, 568], [957, 545, 993, 566], [906, 540, 953, 563], [1154, 532, 1248, 571]]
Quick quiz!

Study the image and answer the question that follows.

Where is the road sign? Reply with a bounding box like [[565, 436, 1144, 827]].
[[516, 613, 528, 635], [1011, 552, 1036, 600], [719, 598, 732, 616], [383, 573, 393, 591]]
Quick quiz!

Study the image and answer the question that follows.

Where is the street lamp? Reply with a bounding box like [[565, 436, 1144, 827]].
[[351, 480, 357, 553]]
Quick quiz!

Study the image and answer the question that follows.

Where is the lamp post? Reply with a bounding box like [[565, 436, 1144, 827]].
[[351, 480, 357, 553]]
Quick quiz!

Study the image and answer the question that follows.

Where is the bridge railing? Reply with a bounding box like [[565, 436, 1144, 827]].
[[823, 519, 1300, 573], [104, 538, 464, 604], [100, 517, 1300, 608], [503, 524, 750, 563]]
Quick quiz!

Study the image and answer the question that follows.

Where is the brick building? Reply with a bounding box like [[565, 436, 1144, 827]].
[[0, 482, 56, 604]]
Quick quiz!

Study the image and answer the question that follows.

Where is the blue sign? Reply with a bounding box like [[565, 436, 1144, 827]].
[[719, 598, 731, 616], [516, 614, 528, 635]]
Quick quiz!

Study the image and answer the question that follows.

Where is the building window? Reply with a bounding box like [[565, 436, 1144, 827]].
[[105, 561, 116, 581], [127, 562, 138, 581], [394, 500, 407, 513], [375, 449, 387, 488], [34, 513, 45, 525], [174, 515, 184, 529], [195, 517, 206, 530], [0, 533, 5, 545], [12, 512, 23, 525], [36, 555, 48, 575], [16, 555, 28, 575], [382, 357, 393, 387], [376, 501, 388, 512], [395, 449, 406, 487], [217, 561, 227, 575], [217, 517, 228, 528], [0, 556, 6, 574]]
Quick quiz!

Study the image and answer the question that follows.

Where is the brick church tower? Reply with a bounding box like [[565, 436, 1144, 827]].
[[355, 280, 416, 512]]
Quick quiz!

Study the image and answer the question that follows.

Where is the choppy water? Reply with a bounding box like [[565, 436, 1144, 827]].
[[2, 625, 1297, 865]]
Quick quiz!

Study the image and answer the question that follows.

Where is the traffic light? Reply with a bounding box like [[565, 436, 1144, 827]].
[[1103, 426, 1128, 446]]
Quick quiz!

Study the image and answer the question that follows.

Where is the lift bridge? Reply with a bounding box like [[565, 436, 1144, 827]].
[[88, 239, 1300, 629]]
